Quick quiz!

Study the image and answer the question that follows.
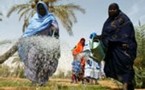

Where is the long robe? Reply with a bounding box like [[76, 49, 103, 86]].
[[101, 12, 137, 83], [18, 1, 59, 85]]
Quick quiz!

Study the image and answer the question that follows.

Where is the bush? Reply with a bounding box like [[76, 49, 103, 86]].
[[134, 66, 145, 88]]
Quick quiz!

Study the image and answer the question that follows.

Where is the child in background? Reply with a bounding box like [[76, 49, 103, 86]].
[[71, 38, 86, 83]]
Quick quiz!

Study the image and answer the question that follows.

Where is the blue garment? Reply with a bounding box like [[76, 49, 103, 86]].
[[89, 32, 97, 39], [72, 60, 81, 76], [101, 12, 137, 83], [23, 1, 58, 37]]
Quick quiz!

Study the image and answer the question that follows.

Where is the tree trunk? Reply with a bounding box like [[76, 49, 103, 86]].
[[0, 42, 18, 64]]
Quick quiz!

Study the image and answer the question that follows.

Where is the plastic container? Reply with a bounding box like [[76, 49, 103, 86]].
[[89, 39, 105, 62]]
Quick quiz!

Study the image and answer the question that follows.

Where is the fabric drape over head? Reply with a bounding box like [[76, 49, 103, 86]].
[[23, 1, 58, 37], [72, 40, 85, 56]]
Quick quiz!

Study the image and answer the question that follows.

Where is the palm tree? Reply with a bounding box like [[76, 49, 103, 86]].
[[7, 0, 85, 34], [0, 0, 85, 64]]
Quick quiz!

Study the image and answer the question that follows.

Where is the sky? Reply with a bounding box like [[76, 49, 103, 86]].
[[0, 0, 145, 48]]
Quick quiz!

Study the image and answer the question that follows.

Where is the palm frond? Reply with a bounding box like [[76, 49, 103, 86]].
[[68, 11, 77, 23], [27, 9, 36, 19], [50, 4, 85, 35], [29, 0, 59, 4], [62, 3, 85, 14], [7, 6, 17, 17], [7, 4, 30, 17], [52, 6, 73, 35], [29, 0, 36, 3], [30, 10, 36, 17], [19, 8, 32, 21], [17, 4, 31, 14], [43, 0, 58, 3], [22, 17, 29, 32]]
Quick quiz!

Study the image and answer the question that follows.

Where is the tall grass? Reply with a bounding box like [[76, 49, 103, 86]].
[[52, 70, 72, 79], [0, 65, 11, 77], [0, 64, 24, 78], [134, 24, 145, 88]]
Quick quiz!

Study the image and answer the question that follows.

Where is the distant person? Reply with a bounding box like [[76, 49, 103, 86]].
[[71, 58, 81, 83], [18, 1, 59, 86], [23, 2, 59, 38], [100, 3, 137, 90], [71, 38, 86, 83], [84, 56, 100, 84], [72, 38, 86, 58]]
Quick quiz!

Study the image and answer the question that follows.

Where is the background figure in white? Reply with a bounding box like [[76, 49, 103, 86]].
[[82, 43, 100, 84], [84, 55, 100, 84]]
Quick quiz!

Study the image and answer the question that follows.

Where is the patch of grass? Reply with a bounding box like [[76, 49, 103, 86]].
[[0, 78, 31, 87], [52, 70, 72, 79], [56, 84, 108, 90], [0, 78, 109, 90]]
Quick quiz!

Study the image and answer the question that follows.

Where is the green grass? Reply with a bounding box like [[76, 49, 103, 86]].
[[0, 78, 31, 87], [0, 78, 109, 90], [55, 85, 108, 90]]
